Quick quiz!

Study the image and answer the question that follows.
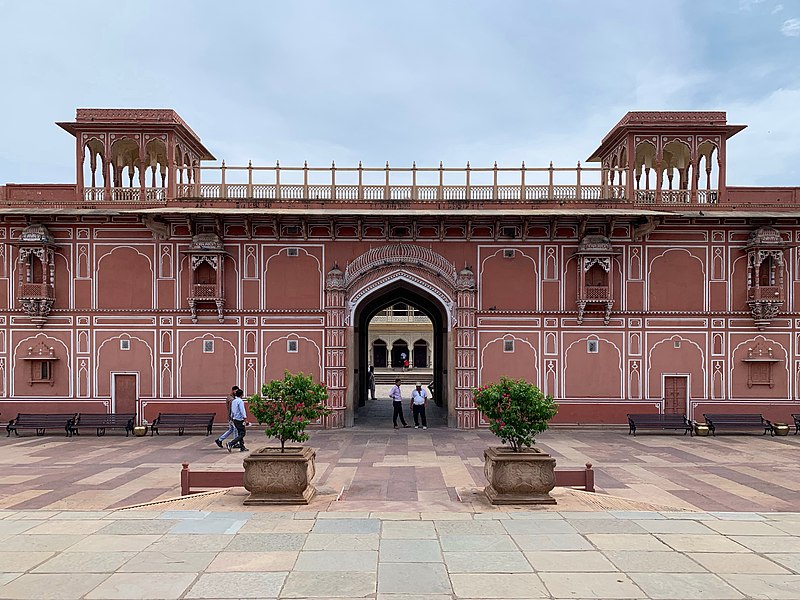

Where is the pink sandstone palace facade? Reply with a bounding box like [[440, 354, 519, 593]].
[[1, 108, 798, 428]]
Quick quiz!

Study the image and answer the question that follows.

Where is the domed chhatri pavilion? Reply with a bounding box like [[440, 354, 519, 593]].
[[1, 108, 798, 428]]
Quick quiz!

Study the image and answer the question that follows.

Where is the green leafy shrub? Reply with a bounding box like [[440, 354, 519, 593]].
[[473, 377, 558, 451], [248, 370, 331, 452]]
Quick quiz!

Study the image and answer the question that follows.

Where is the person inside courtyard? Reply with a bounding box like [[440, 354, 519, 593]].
[[400, 351, 407, 371], [215, 385, 240, 449], [367, 365, 376, 401], [227, 388, 248, 452], [411, 382, 428, 429], [388, 377, 409, 428]]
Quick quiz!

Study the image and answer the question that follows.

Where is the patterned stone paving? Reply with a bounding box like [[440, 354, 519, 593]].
[[2, 422, 800, 512], [2, 508, 800, 599]]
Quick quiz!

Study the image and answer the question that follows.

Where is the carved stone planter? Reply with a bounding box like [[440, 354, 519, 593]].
[[242, 446, 316, 505], [484, 446, 557, 505]]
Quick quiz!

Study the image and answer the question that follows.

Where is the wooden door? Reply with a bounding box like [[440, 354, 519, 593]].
[[373, 342, 387, 368], [413, 342, 428, 368], [113, 374, 137, 418], [663, 376, 687, 415]]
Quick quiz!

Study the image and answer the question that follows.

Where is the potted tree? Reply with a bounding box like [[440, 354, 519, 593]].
[[474, 377, 559, 505], [243, 370, 331, 505]]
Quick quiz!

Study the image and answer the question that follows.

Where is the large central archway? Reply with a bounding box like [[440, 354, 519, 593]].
[[353, 281, 450, 425]]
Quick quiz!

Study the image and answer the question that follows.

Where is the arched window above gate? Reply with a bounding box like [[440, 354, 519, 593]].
[[182, 232, 227, 323], [745, 226, 787, 330], [574, 234, 619, 325], [13, 224, 57, 327]]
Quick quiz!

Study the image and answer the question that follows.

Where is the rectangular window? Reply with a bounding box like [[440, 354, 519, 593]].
[[120, 339, 131, 351], [287, 340, 299, 353], [203, 340, 214, 353], [503, 340, 514, 353], [673, 340, 681, 349], [29, 360, 55, 385], [503, 249, 515, 259], [286, 247, 299, 257], [587, 340, 599, 354]]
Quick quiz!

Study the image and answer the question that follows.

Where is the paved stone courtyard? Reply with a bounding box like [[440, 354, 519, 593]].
[[2, 419, 800, 512], [2, 508, 800, 599]]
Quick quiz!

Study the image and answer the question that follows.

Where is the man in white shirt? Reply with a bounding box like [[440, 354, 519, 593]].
[[389, 378, 409, 429], [411, 382, 428, 429]]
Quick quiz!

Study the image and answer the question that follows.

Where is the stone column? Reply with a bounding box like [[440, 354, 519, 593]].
[[324, 266, 347, 428], [455, 266, 478, 429]]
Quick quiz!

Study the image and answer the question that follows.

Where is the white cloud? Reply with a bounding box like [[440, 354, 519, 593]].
[[772, 4, 784, 14], [739, 0, 766, 10], [781, 18, 800, 36]]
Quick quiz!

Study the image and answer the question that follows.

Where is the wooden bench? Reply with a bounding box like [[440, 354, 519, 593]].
[[151, 413, 215, 436], [73, 413, 136, 437], [792, 414, 800, 435], [703, 413, 772, 435], [6, 413, 78, 437], [627, 413, 692, 436]]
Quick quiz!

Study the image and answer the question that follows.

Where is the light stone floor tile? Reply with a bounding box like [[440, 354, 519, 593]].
[[767, 553, 800, 573], [225, 533, 307, 551], [629, 572, 744, 599], [158, 510, 210, 520], [419, 511, 473, 520], [501, 519, 577, 535], [117, 551, 217, 573], [247, 512, 295, 521], [0, 573, 110, 600], [511, 533, 594, 551], [185, 571, 286, 599], [655, 533, 750, 553], [25, 519, 109, 535], [608, 511, 667, 520], [2, 534, 86, 552], [729, 535, 800, 552], [770, 521, 800, 535], [64, 533, 160, 552], [445, 550, 533, 573], [316, 511, 371, 519], [147, 534, 233, 553], [558, 511, 619, 519], [380, 539, 442, 562], [377, 562, 451, 595], [206, 551, 298, 572], [0, 576, 20, 587], [375, 595, 452, 600], [311, 519, 380, 534], [205, 511, 253, 520], [280, 571, 376, 597], [633, 519, 715, 534], [302, 533, 379, 550], [540, 572, 646, 599], [4, 511, 60, 520], [32, 551, 135, 573], [524, 550, 617, 572], [604, 550, 707, 573], [381, 521, 437, 539], [660, 512, 719, 520], [433, 519, 505, 535], [0, 551, 54, 572], [473, 511, 511, 519], [85, 571, 197, 599], [506, 511, 565, 519], [703, 520, 786, 536], [450, 573, 547, 598], [570, 519, 648, 534], [0, 520, 43, 535], [98, 519, 178, 535], [169, 518, 245, 534], [687, 551, 790, 574], [104, 511, 166, 520], [585, 533, 672, 552], [710, 512, 765, 520], [290, 511, 319, 520], [294, 550, 378, 571], [51, 511, 111, 520], [439, 534, 518, 552], [721, 573, 800, 599], [369, 511, 422, 521], [239, 519, 313, 533]]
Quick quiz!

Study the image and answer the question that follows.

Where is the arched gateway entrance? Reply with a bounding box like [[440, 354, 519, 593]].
[[323, 244, 478, 429]]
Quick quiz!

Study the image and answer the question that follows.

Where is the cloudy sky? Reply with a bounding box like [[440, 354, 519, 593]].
[[1, 0, 798, 186]]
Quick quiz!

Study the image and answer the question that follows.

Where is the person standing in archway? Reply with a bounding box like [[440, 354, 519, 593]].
[[389, 378, 410, 429], [367, 366, 376, 401], [411, 382, 428, 429]]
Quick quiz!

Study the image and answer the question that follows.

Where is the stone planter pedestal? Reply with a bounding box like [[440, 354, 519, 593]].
[[243, 446, 316, 505], [484, 446, 557, 505]]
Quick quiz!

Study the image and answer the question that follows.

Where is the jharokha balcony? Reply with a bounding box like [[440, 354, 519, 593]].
[[18, 282, 55, 301]]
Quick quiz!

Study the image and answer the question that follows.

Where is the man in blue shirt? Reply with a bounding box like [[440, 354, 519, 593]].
[[227, 388, 249, 452]]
